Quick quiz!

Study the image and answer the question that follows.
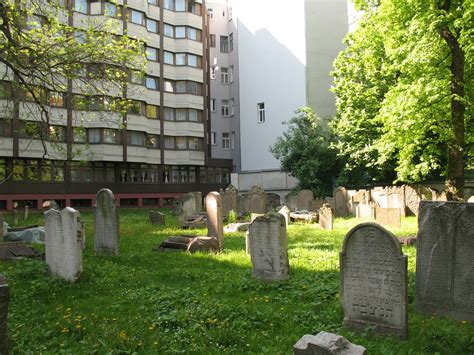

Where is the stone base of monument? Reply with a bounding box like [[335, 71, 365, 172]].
[[0, 242, 42, 261], [399, 236, 417, 246], [154, 236, 219, 253], [343, 318, 407, 340], [290, 211, 318, 223], [293, 332, 366, 354], [182, 214, 207, 229]]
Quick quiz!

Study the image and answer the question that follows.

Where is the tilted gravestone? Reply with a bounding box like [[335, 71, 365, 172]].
[[45, 207, 83, 282], [375, 207, 401, 227], [297, 190, 314, 211], [340, 223, 408, 339], [0, 275, 9, 354], [248, 213, 289, 281], [319, 204, 334, 230], [206, 192, 224, 251], [415, 201, 474, 322], [94, 189, 119, 255], [149, 210, 165, 225], [293, 332, 366, 355]]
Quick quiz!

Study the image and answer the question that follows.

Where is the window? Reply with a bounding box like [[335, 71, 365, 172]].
[[188, 109, 198, 122], [222, 133, 230, 150], [230, 98, 235, 116], [103, 129, 117, 144], [146, 104, 158, 119], [176, 53, 186, 66], [175, 0, 185, 12], [128, 100, 142, 115], [210, 34, 216, 47], [187, 27, 197, 41], [147, 135, 159, 149], [188, 54, 198, 67], [131, 10, 144, 25], [164, 136, 175, 149], [175, 81, 186, 93], [130, 71, 143, 85], [188, 137, 201, 150], [208, 8, 214, 20], [231, 131, 236, 149], [221, 67, 229, 84], [73, 127, 86, 143], [74, 0, 88, 13], [164, 0, 174, 10], [129, 131, 145, 146], [164, 81, 174, 92], [210, 67, 216, 80], [164, 51, 174, 65], [176, 109, 187, 121], [88, 128, 101, 143], [220, 36, 228, 53], [146, 76, 158, 90], [0, 119, 12, 137], [164, 107, 175, 121], [229, 33, 234, 51], [49, 92, 65, 107], [49, 126, 66, 142], [176, 137, 187, 149], [175, 26, 186, 38], [148, 0, 158, 5], [164, 24, 174, 37], [146, 47, 159, 61], [188, 81, 200, 95], [104, 2, 119, 18], [0, 82, 13, 99], [210, 132, 216, 145], [210, 98, 216, 112], [221, 100, 229, 116], [257, 102, 265, 123], [147, 19, 158, 33]]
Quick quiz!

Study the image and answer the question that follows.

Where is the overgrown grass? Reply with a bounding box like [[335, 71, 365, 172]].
[[1, 210, 473, 354]]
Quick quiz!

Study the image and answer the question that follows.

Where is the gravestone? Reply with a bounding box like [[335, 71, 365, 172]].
[[297, 190, 314, 211], [266, 193, 281, 212], [278, 205, 291, 226], [221, 185, 238, 217], [24, 205, 29, 220], [181, 192, 199, 222], [340, 223, 408, 339], [310, 199, 326, 212], [415, 201, 474, 322], [0, 275, 8, 354], [319, 204, 334, 230], [248, 213, 289, 281], [206, 192, 224, 250], [285, 194, 298, 211], [334, 187, 349, 217], [149, 210, 165, 225], [248, 186, 266, 214], [94, 188, 119, 255], [45, 207, 83, 282], [293, 332, 366, 355], [375, 207, 401, 227], [12, 209, 18, 226], [191, 191, 203, 214], [356, 204, 375, 220]]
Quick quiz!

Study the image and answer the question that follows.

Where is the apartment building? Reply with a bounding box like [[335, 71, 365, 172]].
[[0, 0, 232, 210], [207, 0, 349, 195]]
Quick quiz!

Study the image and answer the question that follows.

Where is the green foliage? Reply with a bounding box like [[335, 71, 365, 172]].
[[332, 0, 473, 190], [227, 209, 237, 224], [270, 107, 341, 197], [2, 210, 473, 353]]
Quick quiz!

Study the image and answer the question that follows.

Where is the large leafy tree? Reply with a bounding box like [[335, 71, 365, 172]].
[[0, 0, 145, 158], [270, 108, 341, 197], [333, 0, 473, 199]]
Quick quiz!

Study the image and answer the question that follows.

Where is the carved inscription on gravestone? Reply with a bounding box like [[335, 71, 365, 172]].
[[94, 188, 119, 255], [415, 201, 474, 322], [45, 207, 83, 282], [340, 223, 408, 339], [248, 213, 289, 281], [0, 275, 9, 354]]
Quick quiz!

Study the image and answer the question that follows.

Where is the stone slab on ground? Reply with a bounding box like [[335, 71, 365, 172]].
[[0, 242, 41, 261], [154, 235, 219, 253], [293, 332, 366, 354]]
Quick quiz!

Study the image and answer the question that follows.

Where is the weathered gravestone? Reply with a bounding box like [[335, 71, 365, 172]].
[[297, 190, 314, 211], [0, 275, 9, 355], [356, 204, 375, 220], [285, 194, 298, 211], [293, 332, 366, 355], [415, 201, 474, 322], [334, 187, 350, 217], [266, 193, 281, 212], [278, 205, 291, 226], [12, 209, 18, 226], [221, 185, 238, 217], [78, 218, 86, 251], [149, 210, 165, 225], [24, 205, 29, 221], [206, 192, 224, 250], [319, 204, 334, 230], [340, 223, 408, 339], [375, 207, 401, 228], [248, 186, 267, 214], [248, 213, 289, 281], [181, 192, 199, 222], [94, 189, 119, 255], [45, 207, 83, 282]]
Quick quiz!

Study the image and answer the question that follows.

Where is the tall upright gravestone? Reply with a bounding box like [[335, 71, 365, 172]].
[[0, 275, 9, 354], [248, 213, 289, 281], [415, 201, 474, 322], [334, 187, 350, 217], [319, 204, 334, 230], [206, 192, 224, 250], [340, 223, 408, 339], [297, 190, 314, 211], [94, 189, 119, 255], [45, 207, 83, 282]]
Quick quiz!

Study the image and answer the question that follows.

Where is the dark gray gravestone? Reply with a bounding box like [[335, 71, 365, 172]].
[[340, 223, 408, 339], [0, 275, 8, 354], [415, 201, 474, 322], [149, 211, 165, 225], [94, 189, 119, 255], [293, 332, 366, 355]]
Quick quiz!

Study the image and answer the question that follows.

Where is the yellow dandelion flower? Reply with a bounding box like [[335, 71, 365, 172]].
[[76, 324, 81, 329], [119, 330, 126, 338], [62, 328, 69, 333]]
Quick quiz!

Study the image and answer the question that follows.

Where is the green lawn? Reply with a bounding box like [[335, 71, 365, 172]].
[[1, 210, 473, 354]]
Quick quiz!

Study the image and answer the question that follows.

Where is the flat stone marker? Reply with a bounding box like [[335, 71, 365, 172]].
[[248, 213, 289, 281], [206, 192, 224, 250], [293, 332, 366, 355], [149, 210, 165, 225], [319, 204, 334, 230], [375, 207, 401, 227], [45, 207, 83, 282], [94, 188, 119, 255], [340, 223, 408, 339], [415, 201, 474, 322], [0, 275, 9, 354]]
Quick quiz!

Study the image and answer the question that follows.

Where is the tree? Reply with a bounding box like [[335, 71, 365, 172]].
[[270, 108, 341, 197], [333, 0, 473, 199], [0, 0, 145, 160]]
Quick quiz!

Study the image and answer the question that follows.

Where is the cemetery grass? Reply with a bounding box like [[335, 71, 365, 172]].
[[1, 211, 474, 354]]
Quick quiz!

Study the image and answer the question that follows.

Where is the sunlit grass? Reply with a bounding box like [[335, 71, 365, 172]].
[[0, 210, 472, 353]]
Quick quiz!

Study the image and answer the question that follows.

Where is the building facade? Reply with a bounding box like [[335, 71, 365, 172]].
[[0, 0, 232, 210]]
